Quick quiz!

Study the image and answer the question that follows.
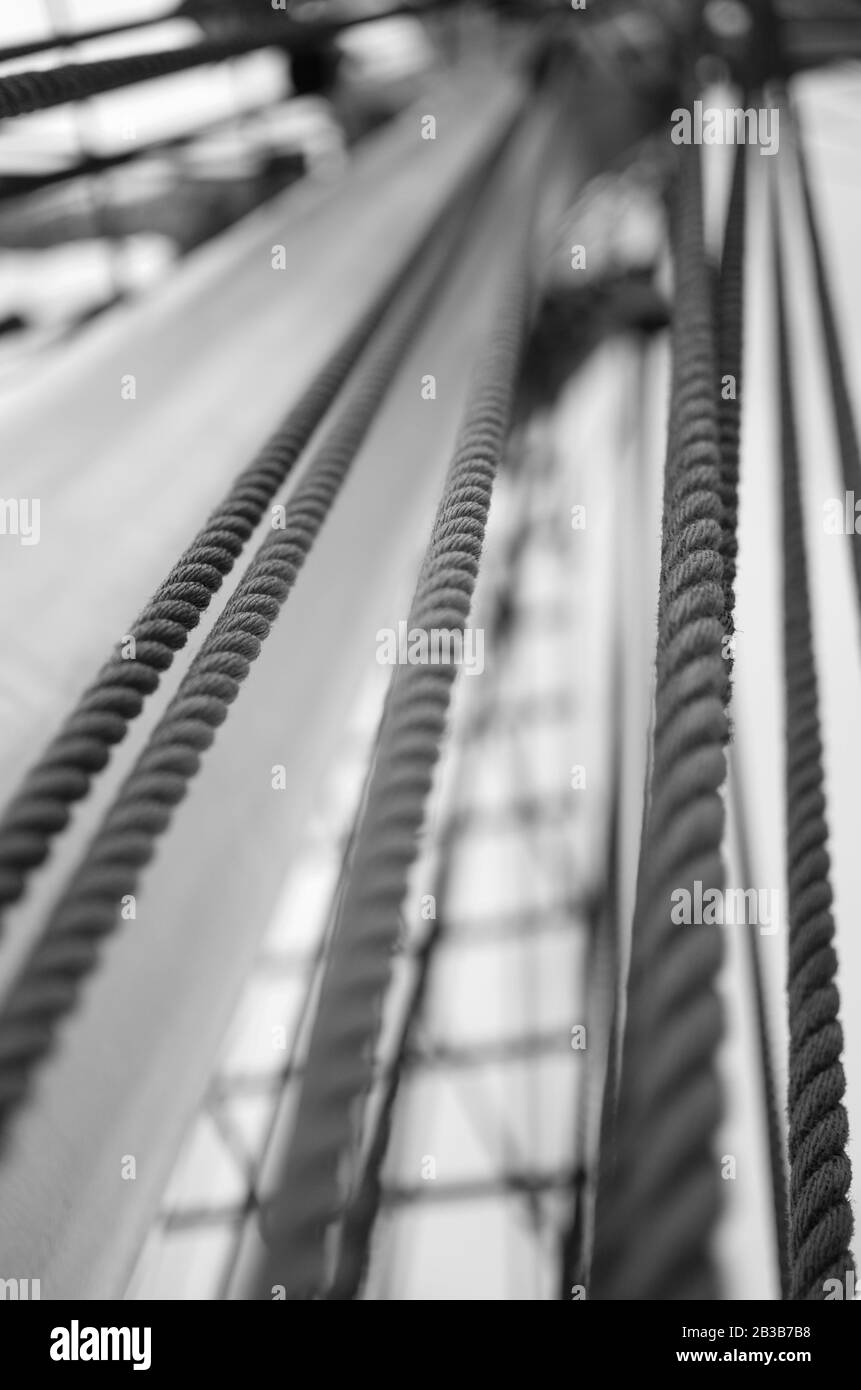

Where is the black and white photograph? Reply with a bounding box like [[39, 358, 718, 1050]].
[[0, 0, 859, 1355]]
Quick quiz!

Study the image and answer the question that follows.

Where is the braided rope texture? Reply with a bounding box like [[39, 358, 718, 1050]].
[[0, 217, 463, 1127], [591, 140, 729, 1300], [253, 207, 541, 1303], [772, 181, 855, 1302], [0, 120, 509, 921]]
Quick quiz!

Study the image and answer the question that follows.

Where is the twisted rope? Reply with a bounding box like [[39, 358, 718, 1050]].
[[0, 194, 472, 1127], [771, 171, 855, 1302], [0, 116, 513, 921], [250, 163, 545, 1302], [591, 138, 729, 1300]]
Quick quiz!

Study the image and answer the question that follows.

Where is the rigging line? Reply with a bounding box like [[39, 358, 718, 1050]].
[[717, 125, 790, 1295], [396, 512, 579, 1212], [339, 571, 545, 1307], [164, 1170, 581, 1231], [770, 162, 855, 1303], [217, 685, 396, 1301], [561, 808, 619, 1298], [564, 388, 637, 1292], [0, 12, 170, 65], [220, 573, 521, 1298], [728, 745, 791, 1299], [491, 475, 590, 1293], [0, 98, 522, 922], [403, 610, 561, 1195], [0, 152, 491, 1136], [41, 0, 124, 304], [500, 461, 587, 1294], [591, 337, 655, 1272], [716, 140, 745, 678], [225, 428, 553, 1295], [327, 442, 559, 1301], [246, 106, 557, 1303], [788, 93, 861, 627], [0, 5, 446, 119], [0, 92, 293, 204], [568, 340, 652, 1299], [717, 133, 791, 1300], [591, 134, 730, 1302], [325, 903, 445, 1302]]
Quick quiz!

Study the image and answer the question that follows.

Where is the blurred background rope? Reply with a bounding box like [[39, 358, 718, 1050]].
[[0, 6, 431, 118]]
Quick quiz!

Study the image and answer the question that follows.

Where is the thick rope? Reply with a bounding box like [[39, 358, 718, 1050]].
[[250, 159, 546, 1301], [0, 113, 515, 920], [771, 171, 855, 1302], [0, 7, 425, 118], [590, 138, 729, 1300], [0, 188, 479, 1127]]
